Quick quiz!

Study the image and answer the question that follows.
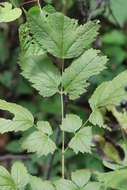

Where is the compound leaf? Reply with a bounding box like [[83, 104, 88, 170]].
[[22, 131, 56, 156], [19, 54, 61, 97], [69, 127, 92, 154], [60, 114, 82, 133], [27, 12, 99, 59], [0, 99, 34, 134], [0, 2, 22, 23], [62, 49, 107, 99]]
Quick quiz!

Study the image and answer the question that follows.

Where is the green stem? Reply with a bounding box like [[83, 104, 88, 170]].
[[60, 59, 65, 179], [81, 117, 89, 128], [61, 91, 65, 179], [77, 116, 90, 132]]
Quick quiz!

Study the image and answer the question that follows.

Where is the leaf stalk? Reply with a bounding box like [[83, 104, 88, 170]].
[[60, 59, 65, 179]]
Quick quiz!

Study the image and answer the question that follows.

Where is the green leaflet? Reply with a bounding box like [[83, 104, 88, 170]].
[[37, 120, 53, 135], [89, 71, 127, 127], [22, 131, 56, 156], [69, 127, 92, 154], [29, 176, 55, 190], [0, 99, 34, 133], [0, 165, 102, 190], [83, 182, 102, 190], [54, 176, 101, 190], [97, 169, 127, 190], [60, 114, 92, 154], [0, 2, 22, 23], [0, 162, 29, 190], [42, 4, 56, 14], [19, 54, 61, 97], [90, 71, 127, 109], [28, 5, 56, 16], [62, 49, 107, 100], [71, 169, 91, 188], [89, 109, 105, 128], [60, 114, 82, 133], [11, 162, 29, 190], [54, 179, 76, 190], [0, 166, 16, 190], [27, 12, 99, 59], [19, 23, 45, 57], [29, 4, 56, 15]]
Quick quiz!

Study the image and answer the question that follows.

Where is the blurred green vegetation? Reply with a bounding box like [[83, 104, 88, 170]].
[[0, 0, 127, 181]]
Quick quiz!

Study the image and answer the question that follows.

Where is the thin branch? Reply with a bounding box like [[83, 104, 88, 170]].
[[61, 92, 65, 179], [20, 0, 37, 6], [60, 59, 65, 179], [0, 154, 31, 161]]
